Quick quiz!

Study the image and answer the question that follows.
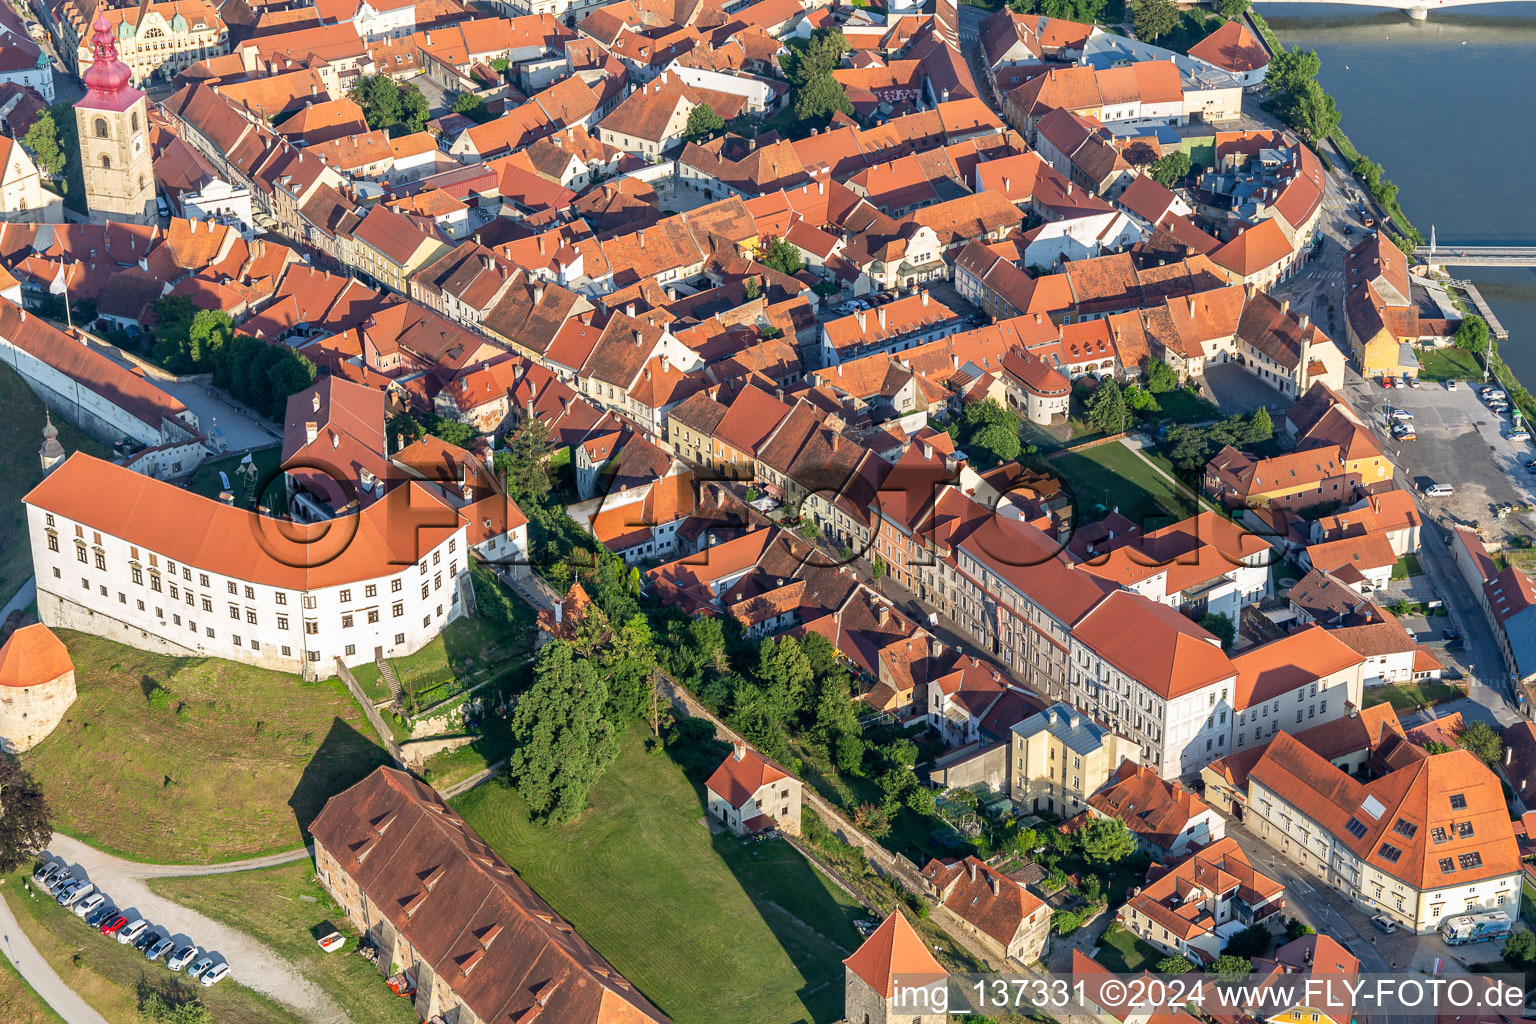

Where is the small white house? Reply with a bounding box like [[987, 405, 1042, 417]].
[[705, 741, 802, 836]]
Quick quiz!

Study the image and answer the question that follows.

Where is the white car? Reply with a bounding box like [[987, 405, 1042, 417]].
[[187, 956, 216, 980], [73, 893, 106, 918], [167, 945, 198, 972], [118, 920, 149, 945], [1447, 380, 1458, 391], [59, 882, 93, 907], [200, 963, 230, 987]]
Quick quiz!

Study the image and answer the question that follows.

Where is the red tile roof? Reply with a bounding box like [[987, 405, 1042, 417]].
[[705, 742, 789, 808], [843, 911, 946, 1000], [0, 623, 73, 689]]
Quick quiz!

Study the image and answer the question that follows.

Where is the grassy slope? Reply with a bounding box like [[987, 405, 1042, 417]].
[[1049, 441, 1197, 526], [0, 361, 111, 606], [452, 730, 867, 1024], [1, 873, 307, 1024], [23, 631, 392, 864], [146, 862, 418, 1024]]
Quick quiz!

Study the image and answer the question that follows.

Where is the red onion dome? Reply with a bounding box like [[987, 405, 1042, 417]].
[[82, 11, 132, 94]]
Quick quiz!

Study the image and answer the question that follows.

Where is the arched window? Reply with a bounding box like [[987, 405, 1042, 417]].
[[94, 118, 108, 139], [130, 111, 139, 132], [101, 155, 111, 169], [138, 174, 146, 191]]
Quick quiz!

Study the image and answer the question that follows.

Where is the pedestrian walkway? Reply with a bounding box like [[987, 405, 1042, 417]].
[[0, 576, 36, 622], [0, 889, 112, 1024]]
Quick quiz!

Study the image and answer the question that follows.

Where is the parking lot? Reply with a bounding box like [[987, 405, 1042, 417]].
[[1343, 372, 1536, 541]]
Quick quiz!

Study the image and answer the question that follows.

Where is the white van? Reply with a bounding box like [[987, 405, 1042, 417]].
[[1422, 483, 1454, 498]]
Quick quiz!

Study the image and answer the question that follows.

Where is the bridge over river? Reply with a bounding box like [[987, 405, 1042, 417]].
[[1258, 0, 1532, 19]]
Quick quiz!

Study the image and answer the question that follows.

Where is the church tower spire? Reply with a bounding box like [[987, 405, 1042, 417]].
[[40, 409, 65, 474], [73, 10, 156, 225]]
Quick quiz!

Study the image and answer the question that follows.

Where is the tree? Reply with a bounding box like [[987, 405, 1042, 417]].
[[1217, 0, 1250, 14], [1266, 46, 1322, 97], [499, 417, 552, 504], [1223, 923, 1272, 959], [1085, 379, 1129, 434], [1200, 612, 1236, 650], [907, 787, 937, 816], [22, 109, 67, 178], [1284, 917, 1315, 941], [507, 641, 620, 824], [1454, 314, 1491, 356], [0, 753, 51, 873], [1457, 721, 1503, 765], [1149, 150, 1191, 186], [350, 75, 403, 131], [835, 731, 864, 772], [795, 74, 854, 124], [139, 991, 215, 1024], [1076, 817, 1135, 866], [1210, 955, 1254, 978], [684, 102, 726, 143], [398, 83, 431, 134], [1503, 929, 1536, 972], [1246, 406, 1273, 444], [1157, 955, 1195, 974], [853, 802, 891, 837], [756, 636, 814, 724], [1144, 357, 1179, 394], [760, 237, 804, 277], [451, 92, 491, 123], [1133, 0, 1179, 41], [1282, 79, 1341, 144], [388, 413, 424, 450], [798, 28, 850, 83], [973, 422, 1023, 464], [148, 295, 201, 371]]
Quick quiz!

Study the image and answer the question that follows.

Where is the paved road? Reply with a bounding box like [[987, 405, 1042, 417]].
[[1, 577, 36, 622], [0, 889, 112, 1024], [39, 836, 350, 1024]]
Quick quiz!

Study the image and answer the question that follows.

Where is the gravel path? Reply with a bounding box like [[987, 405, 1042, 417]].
[[0, 890, 113, 1024], [42, 835, 352, 1024]]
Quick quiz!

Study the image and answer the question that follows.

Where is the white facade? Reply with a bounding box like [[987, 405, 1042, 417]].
[[181, 178, 255, 236], [27, 500, 468, 676], [353, 0, 416, 41]]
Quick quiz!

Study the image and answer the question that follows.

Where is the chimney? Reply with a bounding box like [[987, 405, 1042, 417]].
[[638, 230, 646, 249], [330, 431, 339, 449], [732, 740, 746, 762], [1003, 176, 1010, 192], [305, 421, 318, 444], [1298, 313, 1310, 330], [877, 604, 889, 626], [877, 306, 887, 329], [856, 310, 866, 331], [968, 860, 978, 883], [311, 392, 321, 413], [988, 871, 999, 896], [1508, 746, 1515, 766], [1280, 297, 1290, 314], [396, 432, 404, 451], [311, 83, 317, 96], [633, 329, 643, 346], [533, 283, 545, 303], [831, 434, 839, 452], [920, 289, 929, 306], [626, 302, 636, 317]]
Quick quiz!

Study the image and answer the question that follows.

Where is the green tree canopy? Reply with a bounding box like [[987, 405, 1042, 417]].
[[1158, 955, 1195, 974], [498, 417, 552, 504], [1210, 955, 1254, 979], [684, 102, 726, 142], [451, 92, 492, 123], [973, 422, 1023, 464], [508, 641, 620, 824], [1454, 314, 1491, 355], [760, 237, 804, 276], [1085, 378, 1130, 434], [1246, 406, 1273, 444], [1144, 357, 1179, 393], [1149, 150, 1191, 186], [1266, 46, 1322, 96], [1133, 0, 1180, 41], [1200, 612, 1236, 650], [795, 74, 854, 124], [1456, 721, 1503, 765], [1282, 79, 1341, 143], [1076, 817, 1135, 865], [22, 109, 67, 178], [350, 77, 431, 136], [0, 753, 52, 873], [1503, 929, 1536, 972], [1223, 923, 1272, 958]]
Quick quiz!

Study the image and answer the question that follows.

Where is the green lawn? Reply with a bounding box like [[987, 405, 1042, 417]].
[[451, 729, 867, 1024], [1047, 441, 1198, 526], [146, 862, 418, 1024], [184, 444, 286, 509], [387, 607, 534, 714], [1391, 554, 1424, 579], [0, 361, 111, 606], [1416, 347, 1482, 382], [1, 873, 307, 1024], [0, 926, 66, 1024], [1151, 388, 1220, 425], [1363, 679, 1465, 713], [23, 631, 392, 864], [1095, 923, 1164, 973]]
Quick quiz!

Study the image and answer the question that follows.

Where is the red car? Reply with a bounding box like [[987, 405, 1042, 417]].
[[1381, 376, 1395, 388], [100, 913, 128, 936]]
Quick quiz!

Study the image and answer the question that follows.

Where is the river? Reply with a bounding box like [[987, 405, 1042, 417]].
[[1258, 2, 1536, 381]]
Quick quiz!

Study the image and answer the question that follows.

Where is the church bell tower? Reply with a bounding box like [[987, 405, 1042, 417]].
[[73, 10, 156, 224]]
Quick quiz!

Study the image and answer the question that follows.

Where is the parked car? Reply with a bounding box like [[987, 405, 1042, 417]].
[[146, 937, 175, 962], [53, 879, 82, 904], [74, 893, 106, 919], [1394, 378, 1407, 388], [200, 963, 230, 988], [187, 957, 216, 981], [134, 928, 161, 953], [1371, 914, 1398, 934], [1442, 629, 1460, 642], [117, 919, 148, 945], [34, 862, 62, 888], [100, 913, 129, 937], [1422, 482, 1454, 497], [1381, 376, 1396, 388], [1388, 408, 1413, 421], [1408, 377, 1422, 388], [1510, 430, 1531, 442], [84, 903, 116, 927], [167, 945, 199, 972], [1447, 379, 1458, 391]]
